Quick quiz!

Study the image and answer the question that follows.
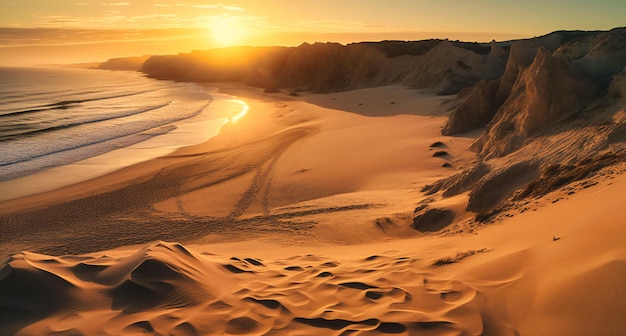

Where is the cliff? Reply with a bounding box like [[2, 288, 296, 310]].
[[423, 27, 626, 222], [137, 40, 507, 93], [98, 55, 151, 71], [445, 29, 625, 158], [443, 30, 598, 136], [470, 46, 599, 158]]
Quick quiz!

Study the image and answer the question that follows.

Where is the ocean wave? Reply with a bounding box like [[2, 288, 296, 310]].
[[0, 67, 224, 182], [0, 102, 173, 141], [0, 99, 210, 170], [0, 89, 159, 118], [0, 125, 178, 181]]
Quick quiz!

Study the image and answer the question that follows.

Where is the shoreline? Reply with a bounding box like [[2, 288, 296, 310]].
[[0, 86, 246, 202]]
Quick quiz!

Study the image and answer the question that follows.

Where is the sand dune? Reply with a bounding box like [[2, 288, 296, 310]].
[[2, 167, 625, 335], [1, 241, 487, 335]]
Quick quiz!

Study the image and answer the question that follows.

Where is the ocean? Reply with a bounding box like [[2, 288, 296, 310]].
[[0, 67, 245, 199]]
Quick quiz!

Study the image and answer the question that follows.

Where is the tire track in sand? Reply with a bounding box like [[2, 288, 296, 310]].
[[226, 139, 288, 221]]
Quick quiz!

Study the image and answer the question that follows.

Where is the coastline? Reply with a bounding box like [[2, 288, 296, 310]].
[[0, 86, 243, 202], [1, 83, 626, 335]]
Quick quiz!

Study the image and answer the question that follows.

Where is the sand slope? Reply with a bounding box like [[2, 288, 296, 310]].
[[2, 168, 625, 335]]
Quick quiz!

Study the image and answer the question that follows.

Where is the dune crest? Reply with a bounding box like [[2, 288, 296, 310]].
[[0, 240, 489, 335], [4, 172, 626, 336]]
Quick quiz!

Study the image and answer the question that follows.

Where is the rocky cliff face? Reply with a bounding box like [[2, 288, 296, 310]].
[[558, 28, 626, 83], [138, 40, 507, 94], [422, 28, 626, 224], [98, 55, 151, 71], [266, 43, 388, 92], [141, 46, 290, 83], [443, 29, 625, 159], [441, 78, 500, 135], [443, 31, 598, 136], [471, 47, 599, 158], [397, 40, 506, 93]]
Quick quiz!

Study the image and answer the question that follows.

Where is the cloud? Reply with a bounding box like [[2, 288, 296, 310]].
[[101, 2, 130, 6], [30, 12, 192, 29], [285, 19, 385, 33], [191, 4, 245, 11], [21, 2, 256, 31], [0, 27, 206, 48], [223, 5, 244, 12]]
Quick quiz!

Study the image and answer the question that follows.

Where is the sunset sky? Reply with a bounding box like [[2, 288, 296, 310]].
[[1, 0, 624, 66]]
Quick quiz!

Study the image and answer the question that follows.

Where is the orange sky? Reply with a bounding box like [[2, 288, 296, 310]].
[[1, 0, 625, 66]]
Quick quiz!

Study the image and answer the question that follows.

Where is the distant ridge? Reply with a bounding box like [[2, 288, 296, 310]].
[[98, 55, 151, 71], [136, 40, 506, 94], [38, 62, 102, 69]]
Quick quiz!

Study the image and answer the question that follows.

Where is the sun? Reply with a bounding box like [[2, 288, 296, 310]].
[[209, 16, 248, 47]]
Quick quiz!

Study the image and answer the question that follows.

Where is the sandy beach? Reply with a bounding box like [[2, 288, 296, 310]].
[[1, 84, 625, 335], [0, 85, 475, 254]]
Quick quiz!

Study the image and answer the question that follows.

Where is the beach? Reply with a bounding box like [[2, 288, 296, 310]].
[[1, 84, 625, 335], [0, 84, 475, 254]]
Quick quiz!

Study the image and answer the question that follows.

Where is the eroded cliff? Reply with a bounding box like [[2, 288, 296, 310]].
[[137, 40, 507, 94]]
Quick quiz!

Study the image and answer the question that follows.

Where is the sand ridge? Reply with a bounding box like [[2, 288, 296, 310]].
[[1, 241, 488, 335], [3, 168, 626, 335]]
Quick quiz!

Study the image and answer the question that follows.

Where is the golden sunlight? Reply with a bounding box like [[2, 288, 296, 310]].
[[230, 99, 249, 123], [209, 16, 248, 47]]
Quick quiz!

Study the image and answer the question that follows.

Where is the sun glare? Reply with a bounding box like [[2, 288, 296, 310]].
[[209, 17, 248, 47], [230, 99, 249, 123]]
